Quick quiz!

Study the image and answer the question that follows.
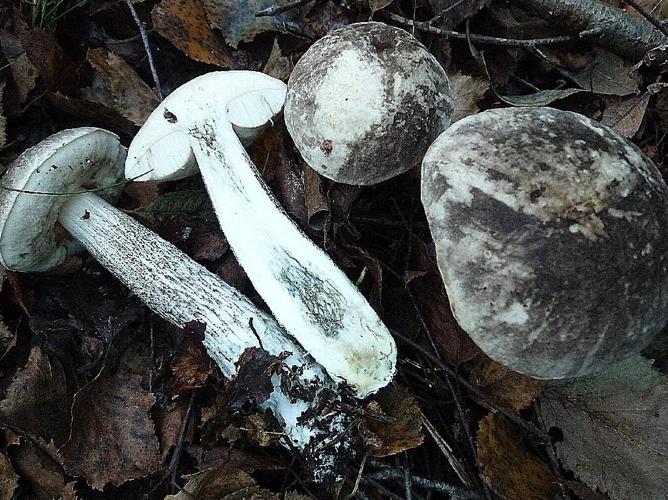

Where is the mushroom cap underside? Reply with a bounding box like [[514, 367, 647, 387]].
[[421, 106, 668, 378], [0, 128, 126, 272], [125, 71, 287, 182]]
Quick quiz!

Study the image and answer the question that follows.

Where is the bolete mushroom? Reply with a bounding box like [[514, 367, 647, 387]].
[[0, 128, 346, 463], [284, 21, 454, 186], [125, 70, 396, 397], [421, 107, 668, 378]]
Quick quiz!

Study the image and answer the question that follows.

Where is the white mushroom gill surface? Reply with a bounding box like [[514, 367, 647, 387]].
[[422, 107, 668, 378], [285, 22, 453, 185], [58, 193, 347, 463]]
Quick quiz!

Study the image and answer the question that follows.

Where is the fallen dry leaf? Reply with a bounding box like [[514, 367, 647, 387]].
[[60, 353, 161, 490], [84, 48, 158, 126], [170, 321, 215, 394], [0, 452, 18, 500], [477, 413, 557, 499], [19, 30, 77, 95], [0, 31, 38, 104], [165, 466, 277, 500], [0, 347, 71, 445], [429, 0, 492, 28], [263, 38, 290, 81], [602, 93, 651, 138], [449, 71, 490, 122], [155, 398, 195, 460], [471, 355, 543, 412], [204, 0, 302, 48], [152, 0, 235, 67], [365, 385, 424, 457], [540, 355, 668, 500], [572, 49, 639, 96], [9, 440, 65, 500]]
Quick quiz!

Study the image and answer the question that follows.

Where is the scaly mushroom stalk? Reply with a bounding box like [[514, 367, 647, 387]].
[[126, 71, 397, 398], [0, 128, 348, 474]]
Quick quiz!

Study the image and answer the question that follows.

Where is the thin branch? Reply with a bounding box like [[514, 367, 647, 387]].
[[383, 11, 603, 47], [255, 0, 314, 17], [624, 0, 668, 36], [124, 0, 163, 100]]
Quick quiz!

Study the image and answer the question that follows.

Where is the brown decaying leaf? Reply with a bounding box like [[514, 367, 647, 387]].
[[406, 240, 480, 366], [9, 441, 65, 500], [0, 452, 18, 500], [59, 358, 161, 490], [170, 321, 215, 394], [19, 30, 77, 95], [46, 91, 137, 135], [152, 0, 235, 67], [84, 48, 158, 126], [165, 466, 278, 500], [0, 31, 38, 104], [449, 71, 490, 122], [0, 347, 71, 445], [476, 413, 557, 500], [365, 385, 424, 457], [602, 93, 651, 138], [471, 355, 544, 412], [572, 49, 639, 96], [428, 0, 492, 29], [155, 399, 195, 460]]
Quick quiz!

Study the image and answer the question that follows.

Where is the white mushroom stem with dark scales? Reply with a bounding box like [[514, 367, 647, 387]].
[[0, 128, 348, 475], [126, 70, 397, 398]]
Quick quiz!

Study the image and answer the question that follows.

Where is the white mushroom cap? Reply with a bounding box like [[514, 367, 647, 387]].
[[285, 22, 454, 186], [125, 71, 286, 182], [421, 107, 668, 378], [0, 128, 126, 272]]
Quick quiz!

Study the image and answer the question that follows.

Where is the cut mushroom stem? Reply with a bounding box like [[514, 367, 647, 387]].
[[0, 128, 348, 476], [126, 71, 397, 397]]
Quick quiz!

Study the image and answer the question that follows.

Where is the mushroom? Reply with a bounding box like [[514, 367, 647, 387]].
[[0, 128, 347, 467], [421, 107, 668, 378], [125, 70, 396, 398], [284, 21, 454, 186]]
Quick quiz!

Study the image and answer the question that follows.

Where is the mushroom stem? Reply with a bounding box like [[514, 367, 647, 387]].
[[58, 192, 345, 458], [187, 118, 395, 397]]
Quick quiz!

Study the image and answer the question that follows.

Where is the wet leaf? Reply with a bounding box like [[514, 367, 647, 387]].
[[365, 385, 424, 457], [450, 71, 489, 122], [471, 356, 543, 412], [152, 0, 236, 67], [0, 452, 18, 500], [203, 0, 302, 48], [0, 347, 71, 445], [60, 351, 161, 490], [9, 440, 65, 500], [477, 413, 557, 499], [84, 48, 158, 126], [540, 355, 668, 500]]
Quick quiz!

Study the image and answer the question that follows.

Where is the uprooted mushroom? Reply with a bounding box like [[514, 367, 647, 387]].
[[421, 107, 668, 379], [0, 127, 351, 479], [125, 70, 397, 398]]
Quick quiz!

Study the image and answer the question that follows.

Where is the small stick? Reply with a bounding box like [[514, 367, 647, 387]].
[[124, 0, 163, 100], [255, 0, 314, 17], [383, 11, 603, 47], [624, 0, 668, 36]]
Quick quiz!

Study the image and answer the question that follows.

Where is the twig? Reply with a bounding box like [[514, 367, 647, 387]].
[[255, 0, 314, 17], [124, 0, 163, 100], [624, 0, 668, 36], [382, 12, 603, 47], [517, 0, 668, 63]]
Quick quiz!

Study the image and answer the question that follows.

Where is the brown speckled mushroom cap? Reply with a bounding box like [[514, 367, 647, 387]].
[[285, 22, 453, 186], [0, 128, 126, 272], [421, 107, 668, 379]]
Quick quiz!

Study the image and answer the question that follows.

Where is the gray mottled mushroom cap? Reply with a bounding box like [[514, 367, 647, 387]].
[[285, 21, 453, 186], [0, 128, 126, 272], [421, 107, 668, 378]]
